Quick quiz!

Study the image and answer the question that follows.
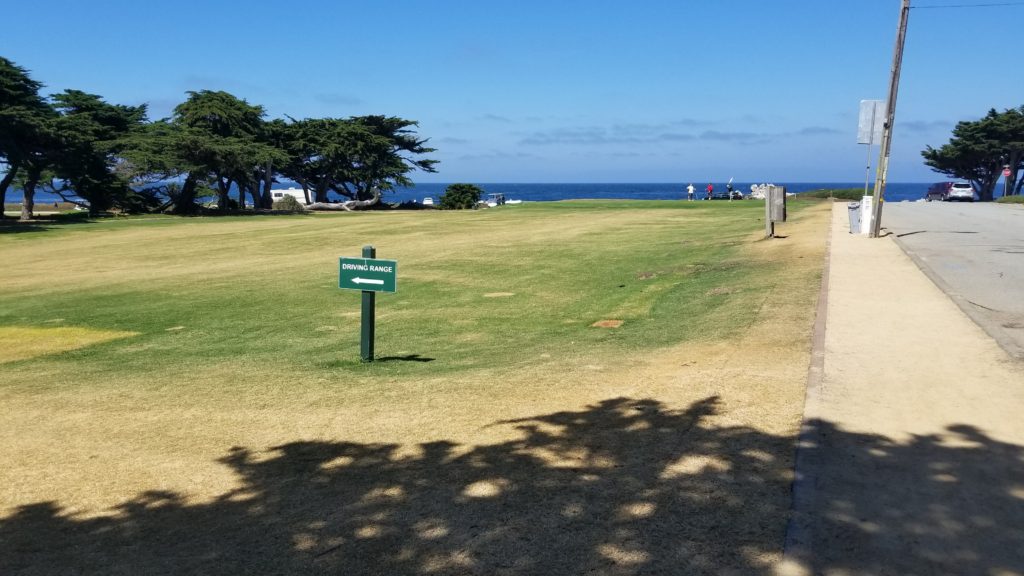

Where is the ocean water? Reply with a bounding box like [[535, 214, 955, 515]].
[[6, 181, 940, 205], [389, 182, 933, 204]]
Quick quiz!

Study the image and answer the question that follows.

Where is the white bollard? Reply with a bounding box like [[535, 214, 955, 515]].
[[859, 196, 874, 235]]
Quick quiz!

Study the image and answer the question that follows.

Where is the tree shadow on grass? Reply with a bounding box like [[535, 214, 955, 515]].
[[1, 397, 1022, 575], [0, 217, 95, 234], [0, 223, 50, 234]]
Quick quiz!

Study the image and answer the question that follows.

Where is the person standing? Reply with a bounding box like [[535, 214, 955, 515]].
[[686, 183, 695, 201], [726, 182, 734, 202], [706, 183, 713, 200]]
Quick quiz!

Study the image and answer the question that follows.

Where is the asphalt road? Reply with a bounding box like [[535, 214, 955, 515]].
[[880, 201, 1024, 360]]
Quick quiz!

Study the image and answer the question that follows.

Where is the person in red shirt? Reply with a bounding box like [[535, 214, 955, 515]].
[[706, 183, 713, 200]]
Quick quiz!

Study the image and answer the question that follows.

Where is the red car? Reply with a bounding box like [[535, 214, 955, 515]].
[[925, 182, 951, 202]]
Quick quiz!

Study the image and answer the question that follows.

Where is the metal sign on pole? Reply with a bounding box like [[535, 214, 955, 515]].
[[339, 246, 398, 362], [870, 0, 911, 238], [858, 99, 885, 198], [857, 100, 885, 145], [764, 185, 787, 239]]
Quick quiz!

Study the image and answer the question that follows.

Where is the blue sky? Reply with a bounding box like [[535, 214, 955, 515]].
[[3, 0, 1022, 183]]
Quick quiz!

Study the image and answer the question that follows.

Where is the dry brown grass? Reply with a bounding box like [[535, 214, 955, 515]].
[[0, 203, 831, 574], [0, 326, 138, 364]]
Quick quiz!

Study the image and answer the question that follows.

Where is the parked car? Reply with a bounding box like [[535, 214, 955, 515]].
[[925, 182, 951, 202], [947, 181, 975, 202]]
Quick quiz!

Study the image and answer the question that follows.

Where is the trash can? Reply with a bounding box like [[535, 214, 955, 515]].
[[847, 202, 861, 234]]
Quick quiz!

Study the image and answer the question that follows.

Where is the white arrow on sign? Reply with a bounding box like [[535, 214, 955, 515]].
[[352, 277, 384, 285]]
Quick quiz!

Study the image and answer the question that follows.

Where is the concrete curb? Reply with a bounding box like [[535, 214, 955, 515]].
[[889, 230, 1024, 361], [778, 203, 833, 575]]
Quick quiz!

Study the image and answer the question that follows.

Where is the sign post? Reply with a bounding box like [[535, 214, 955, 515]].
[[858, 99, 885, 199], [339, 246, 397, 362]]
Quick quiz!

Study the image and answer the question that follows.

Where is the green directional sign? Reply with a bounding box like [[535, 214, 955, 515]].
[[339, 257, 397, 293]]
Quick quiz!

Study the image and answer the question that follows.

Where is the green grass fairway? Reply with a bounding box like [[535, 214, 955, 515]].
[[0, 199, 831, 574], [2, 200, 806, 383]]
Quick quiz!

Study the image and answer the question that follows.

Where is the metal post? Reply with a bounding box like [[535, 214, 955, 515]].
[[863, 102, 878, 198], [360, 245, 376, 362], [765, 190, 774, 239], [863, 141, 873, 198], [870, 0, 911, 238]]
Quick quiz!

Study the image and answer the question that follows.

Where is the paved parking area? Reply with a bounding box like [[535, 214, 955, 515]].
[[881, 201, 1024, 359]]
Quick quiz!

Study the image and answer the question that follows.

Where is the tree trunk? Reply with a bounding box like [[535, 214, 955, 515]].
[[246, 183, 257, 209], [307, 187, 381, 211], [0, 163, 18, 219], [979, 173, 997, 202], [261, 160, 274, 209], [314, 185, 328, 203], [173, 173, 200, 214], [217, 179, 231, 212], [241, 180, 259, 210], [1003, 151, 1021, 197], [19, 168, 41, 221]]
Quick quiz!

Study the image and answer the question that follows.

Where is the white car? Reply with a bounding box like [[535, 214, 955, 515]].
[[947, 182, 975, 202]]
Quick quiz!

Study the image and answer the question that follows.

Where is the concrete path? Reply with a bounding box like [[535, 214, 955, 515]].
[[782, 203, 1024, 576]]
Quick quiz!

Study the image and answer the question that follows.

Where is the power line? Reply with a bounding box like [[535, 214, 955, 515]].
[[913, 1, 1024, 8]]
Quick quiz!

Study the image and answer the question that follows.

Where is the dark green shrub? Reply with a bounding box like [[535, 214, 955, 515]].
[[800, 188, 865, 201], [440, 183, 483, 210], [272, 195, 306, 212]]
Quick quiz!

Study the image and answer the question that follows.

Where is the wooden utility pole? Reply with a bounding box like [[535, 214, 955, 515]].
[[870, 0, 911, 238]]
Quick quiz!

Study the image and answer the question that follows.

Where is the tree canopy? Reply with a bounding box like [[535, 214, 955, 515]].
[[922, 106, 1024, 201], [280, 116, 437, 209], [50, 90, 149, 215], [165, 90, 285, 213], [439, 183, 483, 209], [0, 56, 57, 220], [0, 57, 438, 218]]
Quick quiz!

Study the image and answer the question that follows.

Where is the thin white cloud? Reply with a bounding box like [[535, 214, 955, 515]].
[[518, 122, 851, 147], [520, 123, 705, 146], [479, 114, 513, 123], [797, 126, 843, 136], [899, 120, 950, 133], [457, 150, 540, 161]]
